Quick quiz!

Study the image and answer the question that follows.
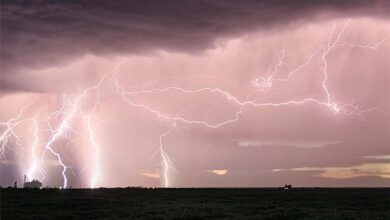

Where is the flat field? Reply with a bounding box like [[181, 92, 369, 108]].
[[1, 188, 389, 219]]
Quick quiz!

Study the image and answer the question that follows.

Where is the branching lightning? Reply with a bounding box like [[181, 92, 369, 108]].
[[0, 20, 388, 188], [0, 101, 35, 157]]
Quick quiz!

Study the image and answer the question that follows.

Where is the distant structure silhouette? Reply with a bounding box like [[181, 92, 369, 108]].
[[23, 174, 42, 189], [284, 184, 292, 190]]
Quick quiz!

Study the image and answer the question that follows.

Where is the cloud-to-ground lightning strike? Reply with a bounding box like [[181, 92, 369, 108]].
[[37, 64, 122, 188], [159, 125, 174, 188], [86, 116, 101, 188], [0, 20, 388, 188], [26, 111, 45, 182]]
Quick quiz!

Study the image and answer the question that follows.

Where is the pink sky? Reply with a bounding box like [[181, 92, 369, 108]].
[[1, 1, 389, 188]]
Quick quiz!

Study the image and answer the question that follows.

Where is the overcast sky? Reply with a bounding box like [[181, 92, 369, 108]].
[[1, 0, 389, 188]]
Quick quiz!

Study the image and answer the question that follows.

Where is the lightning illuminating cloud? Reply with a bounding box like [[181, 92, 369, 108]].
[[0, 20, 388, 188]]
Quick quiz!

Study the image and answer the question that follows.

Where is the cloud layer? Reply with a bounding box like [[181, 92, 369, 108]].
[[2, 0, 390, 92]]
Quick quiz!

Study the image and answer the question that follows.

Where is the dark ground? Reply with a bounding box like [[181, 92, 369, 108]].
[[1, 188, 389, 219]]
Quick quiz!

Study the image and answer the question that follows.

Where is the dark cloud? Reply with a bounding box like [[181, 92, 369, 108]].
[[1, 0, 389, 79]]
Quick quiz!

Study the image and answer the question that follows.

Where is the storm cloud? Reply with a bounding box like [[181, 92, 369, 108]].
[[0, 1, 389, 188], [2, 0, 390, 90]]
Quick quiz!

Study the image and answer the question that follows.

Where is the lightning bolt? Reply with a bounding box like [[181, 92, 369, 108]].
[[0, 101, 35, 158], [0, 19, 388, 188], [110, 19, 388, 186], [86, 115, 101, 188], [40, 63, 123, 188], [159, 125, 174, 188], [26, 111, 45, 182]]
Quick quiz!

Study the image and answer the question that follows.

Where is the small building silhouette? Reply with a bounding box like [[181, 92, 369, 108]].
[[23, 180, 42, 188], [23, 175, 42, 189], [284, 184, 292, 190]]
